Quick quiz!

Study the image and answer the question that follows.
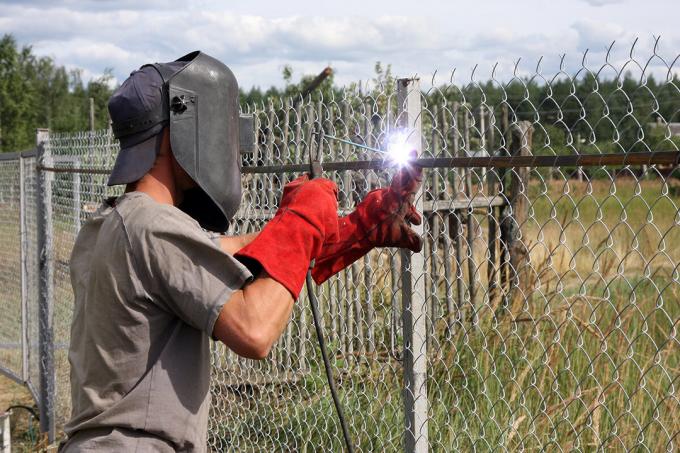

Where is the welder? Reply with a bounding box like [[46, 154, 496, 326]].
[[60, 51, 422, 452]]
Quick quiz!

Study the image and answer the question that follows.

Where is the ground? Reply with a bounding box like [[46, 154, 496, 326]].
[[0, 374, 46, 452]]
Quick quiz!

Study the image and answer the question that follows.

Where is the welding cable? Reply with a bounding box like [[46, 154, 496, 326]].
[[5, 405, 39, 419], [306, 267, 355, 453]]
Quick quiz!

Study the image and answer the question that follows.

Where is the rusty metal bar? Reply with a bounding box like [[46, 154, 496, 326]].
[[36, 150, 680, 175]]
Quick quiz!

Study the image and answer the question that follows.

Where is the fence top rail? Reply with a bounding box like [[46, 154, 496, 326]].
[[34, 150, 680, 175], [0, 149, 37, 161]]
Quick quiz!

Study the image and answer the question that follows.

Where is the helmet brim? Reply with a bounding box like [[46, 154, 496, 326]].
[[107, 128, 163, 186]]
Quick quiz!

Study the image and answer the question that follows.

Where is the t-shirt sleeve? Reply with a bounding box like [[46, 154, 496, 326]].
[[131, 209, 253, 336]]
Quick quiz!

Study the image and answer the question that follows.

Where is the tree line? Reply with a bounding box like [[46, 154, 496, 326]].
[[0, 34, 114, 152]]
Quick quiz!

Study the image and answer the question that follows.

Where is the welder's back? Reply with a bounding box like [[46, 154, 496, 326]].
[[61, 191, 251, 452]]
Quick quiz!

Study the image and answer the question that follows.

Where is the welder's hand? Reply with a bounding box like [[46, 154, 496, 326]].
[[235, 176, 339, 298], [355, 162, 423, 251], [311, 160, 423, 284]]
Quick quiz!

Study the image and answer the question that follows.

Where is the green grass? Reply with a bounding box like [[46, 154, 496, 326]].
[[209, 277, 679, 452], [208, 177, 680, 452]]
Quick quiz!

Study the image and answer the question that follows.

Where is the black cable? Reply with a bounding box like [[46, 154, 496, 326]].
[[5, 405, 38, 419], [306, 268, 355, 453], [306, 123, 354, 452]]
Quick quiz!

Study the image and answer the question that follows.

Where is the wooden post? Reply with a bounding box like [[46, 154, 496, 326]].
[[498, 104, 510, 296], [451, 102, 460, 197], [294, 100, 303, 163], [280, 98, 290, 193], [428, 105, 441, 345], [89, 97, 95, 132], [486, 107, 499, 307], [499, 121, 532, 311], [438, 106, 455, 334], [351, 261, 362, 361], [342, 101, 352, 208], [576, 132, 584, 183], [450, 211, 465, 329], [345, 265, 354, 359], [451, 104, 465, 330], [463, 108, 477, 324], [479, 106, 487, 180], [266, 99, 276, 207]]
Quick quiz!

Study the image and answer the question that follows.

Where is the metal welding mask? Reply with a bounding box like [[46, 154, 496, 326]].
[[158, 51, 241, 231], [109, 51, 242, 232]]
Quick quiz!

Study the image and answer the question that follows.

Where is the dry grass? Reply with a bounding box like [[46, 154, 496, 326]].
[[0, 375, 43, 451], [209, 177, 680, 452]]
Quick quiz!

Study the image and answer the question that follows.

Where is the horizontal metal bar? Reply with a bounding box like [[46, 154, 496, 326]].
[[0, 364, 40, 407], [0, 149, 37, 161], [36, 165, 110, 175], [0, 364, 26, 389], [243, 151, 680, 173], [420, 151, 680, 169], [427, 197, 507, 211], [35, 150, 680, 175], [0, 343, 22, 349]]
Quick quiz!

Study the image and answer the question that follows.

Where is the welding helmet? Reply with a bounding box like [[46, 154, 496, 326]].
[[108, 51, 242, 232]]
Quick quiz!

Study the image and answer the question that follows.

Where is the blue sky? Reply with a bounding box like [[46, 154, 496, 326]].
[[0, 0, 678, 89]]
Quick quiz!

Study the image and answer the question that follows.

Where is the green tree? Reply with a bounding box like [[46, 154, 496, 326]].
[[0, 34, 115, 152]]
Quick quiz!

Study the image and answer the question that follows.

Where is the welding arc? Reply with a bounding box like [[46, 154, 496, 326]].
[[306, 270, 355, 453]]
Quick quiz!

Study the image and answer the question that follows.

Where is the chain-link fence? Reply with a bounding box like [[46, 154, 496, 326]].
[[0, 150, 40, 404], [1, 41, 679, 451]]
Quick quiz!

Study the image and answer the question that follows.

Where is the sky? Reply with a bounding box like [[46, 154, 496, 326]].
[[0, 0, 678, 90]]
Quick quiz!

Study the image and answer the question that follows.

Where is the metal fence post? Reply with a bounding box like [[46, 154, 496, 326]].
[[397, 78, 428, 453], [19, 152, 29, 382], [73, 157, 82, 232], [36, 128, 55, 443]]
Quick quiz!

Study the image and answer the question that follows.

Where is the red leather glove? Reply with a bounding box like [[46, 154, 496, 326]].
[[235, 175, 339, 298], [311, 162, 423, 284]]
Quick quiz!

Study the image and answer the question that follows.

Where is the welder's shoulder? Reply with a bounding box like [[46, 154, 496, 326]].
[[115, 192, 207, 244]]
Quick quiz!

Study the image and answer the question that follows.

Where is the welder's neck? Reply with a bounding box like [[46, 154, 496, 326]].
[[125, 153, 183, 207], [125, 128, 187, 207], [125, 168, 180, 207]]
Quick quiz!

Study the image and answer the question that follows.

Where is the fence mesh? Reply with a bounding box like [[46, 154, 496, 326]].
[[0, 41, 679, 451], [0, 159, 23, 379], [41, 132, 123, 428]]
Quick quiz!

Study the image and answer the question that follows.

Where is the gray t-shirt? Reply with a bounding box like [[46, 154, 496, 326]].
[[62, 192, 252, 452]]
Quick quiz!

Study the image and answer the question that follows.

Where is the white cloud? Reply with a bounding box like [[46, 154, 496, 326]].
[[572, 19, 628, 49], [0, 0, 677, 89]]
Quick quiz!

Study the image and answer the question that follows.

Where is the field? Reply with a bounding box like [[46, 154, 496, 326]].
[[209, 176, 680, 452]]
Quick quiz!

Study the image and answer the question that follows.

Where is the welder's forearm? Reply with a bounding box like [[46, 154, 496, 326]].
[[217, 232, 260, 255], [212, 271, 293, 360]]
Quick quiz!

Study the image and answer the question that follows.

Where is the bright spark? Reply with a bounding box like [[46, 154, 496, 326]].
[[385, 130, 414, 167]]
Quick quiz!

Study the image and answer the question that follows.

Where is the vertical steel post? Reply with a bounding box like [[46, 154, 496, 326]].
[[73, 158, 81, 233], [397, 78, 428, 453], [36, 129, 55, 442], [19, 153, 29, 382]]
